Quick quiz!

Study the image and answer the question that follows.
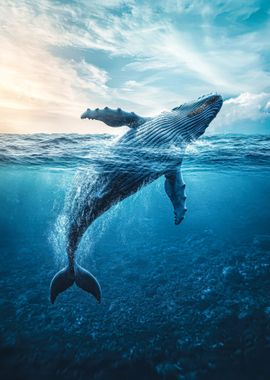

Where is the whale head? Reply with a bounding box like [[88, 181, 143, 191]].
[[172, 94, 223, 142]]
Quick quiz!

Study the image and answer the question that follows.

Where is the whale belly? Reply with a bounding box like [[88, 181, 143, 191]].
[[67, 168, 158, 251]]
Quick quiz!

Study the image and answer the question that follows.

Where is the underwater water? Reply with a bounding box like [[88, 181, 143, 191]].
[[0, 133, 270, 380]]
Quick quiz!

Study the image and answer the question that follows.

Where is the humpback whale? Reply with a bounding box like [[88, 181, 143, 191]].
[[50, 94, 223, 304]]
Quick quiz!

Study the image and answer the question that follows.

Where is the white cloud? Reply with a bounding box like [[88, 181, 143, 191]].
[[0, 1, 116, 133], [223, 92, 270, 121], [0, 0, 270, 133], [211, 92, 270, 132]]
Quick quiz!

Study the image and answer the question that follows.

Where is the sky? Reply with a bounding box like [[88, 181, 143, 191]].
[[0, 0, 270, 134]]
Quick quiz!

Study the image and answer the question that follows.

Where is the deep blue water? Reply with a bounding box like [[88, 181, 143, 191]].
[[0, 133, 270, 380]]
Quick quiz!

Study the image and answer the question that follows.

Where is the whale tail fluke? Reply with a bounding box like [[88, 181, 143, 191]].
[[50, 264, 101, 304], [50, 266, 74, 304], [74, 264, 101, 303]]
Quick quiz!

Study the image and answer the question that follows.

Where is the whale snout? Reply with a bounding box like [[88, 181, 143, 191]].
[[202, 94, 223, 127], [211, 94, 223, 118], [206, 94, 222, 104], [187, 94, 223, 120], [202, 94, 223, 112], [211, 94, 223, 108], [200, 93, 223, 119]]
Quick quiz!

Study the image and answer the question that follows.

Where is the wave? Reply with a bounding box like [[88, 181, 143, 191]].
[[0, 133, 269, 171]]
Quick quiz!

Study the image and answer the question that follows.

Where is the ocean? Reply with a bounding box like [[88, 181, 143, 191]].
[[0, 133, 270, 380]]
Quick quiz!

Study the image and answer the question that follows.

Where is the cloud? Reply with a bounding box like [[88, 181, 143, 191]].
[[222, 92, 270, 122], [210, 92, 270, 132], [0, 1, 116, 132], [0, 0, 270, 133]]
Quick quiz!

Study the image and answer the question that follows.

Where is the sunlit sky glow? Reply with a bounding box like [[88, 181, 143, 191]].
[[0, 0, 270, 134]]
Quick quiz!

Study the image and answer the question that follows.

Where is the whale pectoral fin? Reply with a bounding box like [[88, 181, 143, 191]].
[[81, 107, 150, 128], [165, 169, 187, 225]]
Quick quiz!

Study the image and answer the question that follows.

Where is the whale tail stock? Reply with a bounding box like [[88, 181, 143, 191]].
[[50, 264, 101, 304]]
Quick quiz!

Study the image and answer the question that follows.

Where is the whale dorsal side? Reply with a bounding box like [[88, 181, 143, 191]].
[[81, 107, 151, 128]]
